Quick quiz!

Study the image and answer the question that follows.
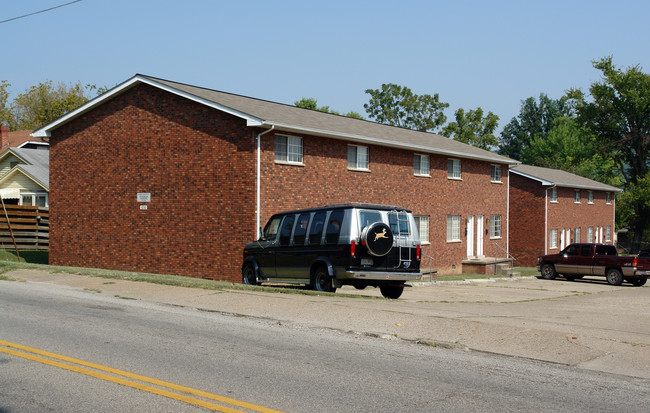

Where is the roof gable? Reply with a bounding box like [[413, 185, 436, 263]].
[[510, 164, 621, 192], [0, 148, 49, 189], [32, 74, 518, 165]]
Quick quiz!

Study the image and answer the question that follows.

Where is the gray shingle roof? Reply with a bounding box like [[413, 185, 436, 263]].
[[511, 164, 621, 192], [6, 148, 49, 188]]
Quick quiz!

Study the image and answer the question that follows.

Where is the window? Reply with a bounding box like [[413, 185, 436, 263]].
[[389, 212, 410, 235], [588, 191, 594, 204], [595, 245, 617, 256], [606, 192, 612, 204], [587, 227, 593, 243], [293, 213, 311, 245], [348, 145, 369, 170], [550, 187, 557, 202], [550, 229, 558, 249], [446, 215, 461, 242], [489, 215, 501, 238], [490, 165, 502, 183], [263, 217, 282, 240], [414, 216, 429, 244], [574, 227, 580, 243], [574, 189, 581, 203], [275, 135, 303, 164], [279, 215, 295, 246], [413, 154, 430, 176], [308, 212, 326, 244], [20, 192, 48, 208], [447, 159, 461, 179], [605, 225, 611, 242], [325, 210, 344, 244]]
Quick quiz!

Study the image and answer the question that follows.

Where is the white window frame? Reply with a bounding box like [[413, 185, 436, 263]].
[[489, 215, 501, 239], [348, 144, 369, 171], [550, 187, 558, 203], [588, 191, 594, 204], [587, 226, 593, 243], [446, 215, 461, 242], [414, 215, 430, 244], [413, 154, 430, 177], [490, 164, 502, 183], [605, 225, 611, 242], [274, 135, 303, 165], [447, 158, 461, 180], [574, 227, 580, 243], [20, 191, 49, 208], [574, 189, 581, 203], [606, 192, 612, 204], [550, 229, 558, 249]]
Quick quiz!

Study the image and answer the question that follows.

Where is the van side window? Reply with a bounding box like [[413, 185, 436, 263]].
[[263, 217, 282, 240], [293, 213, 310, 245], [279, 215, 295, 246], [325, 210, 344, 244], [309, 212, 326, 244]]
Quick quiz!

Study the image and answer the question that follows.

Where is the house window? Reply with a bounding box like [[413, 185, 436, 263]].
[[446, 215, 461, 242], [587, 227, 593, 242], [588, 191, 594, 204], [490, 165, 502, 183], [574, 189, 581, 203], [550, 229, 558, 249], [414, 215, 429, 244], [348, 145, 369, 170], [606, 192, 612, 204], [490, 215, 501, 238], [447, 159, 461, 179], [275, 135, 303, 164], [550, 187, 557, 202], [574, 227, 580, 243], [20, 192, 48, 208], [605, 226, 611, 242], [413, 154, 430, 176]]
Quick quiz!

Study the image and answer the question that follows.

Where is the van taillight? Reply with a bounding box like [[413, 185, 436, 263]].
[[416, 245, 421, 260], [351, 241, 356, 258]]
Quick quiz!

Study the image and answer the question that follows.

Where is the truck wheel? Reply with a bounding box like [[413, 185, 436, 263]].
[[606, 269, 623, 286], [312, 266, 336, 293], [380, 285, 404, 299], [631, 276, 647, 287], [540, 264, 557, 280], [242, 264, 258, 285]]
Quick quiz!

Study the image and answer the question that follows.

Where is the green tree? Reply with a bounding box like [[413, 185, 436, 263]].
[[363, 84, 449, 133], [11, 80, 89, 130], [498, 93, 573, 160], [568, 56, 650, 245], [295, 97, 364, 119], [0, 80, 11, 127], [442, 107, 499, 150]]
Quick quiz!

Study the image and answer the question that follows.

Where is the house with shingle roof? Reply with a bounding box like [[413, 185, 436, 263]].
[[0, 147, 49, 207], [509, 164, 622, 266], [32, 74, 525, 281]]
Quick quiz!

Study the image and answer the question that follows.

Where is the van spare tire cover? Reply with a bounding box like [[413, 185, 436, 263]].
[[362, 222, 394, 257]]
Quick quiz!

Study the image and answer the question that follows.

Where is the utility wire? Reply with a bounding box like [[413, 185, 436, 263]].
[[0, 0, 83, 25]]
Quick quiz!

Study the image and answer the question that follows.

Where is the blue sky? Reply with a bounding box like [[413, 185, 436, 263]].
[[2, 0, 649, 132]]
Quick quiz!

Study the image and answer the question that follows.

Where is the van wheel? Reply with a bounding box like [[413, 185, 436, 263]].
[[631, 276, 647, 287], [606, 269, 623, 286], [242, 264, 258, 285], [312, 266, 336, 293], [540, 264, 557, 280], [380, 285, 404, 299]]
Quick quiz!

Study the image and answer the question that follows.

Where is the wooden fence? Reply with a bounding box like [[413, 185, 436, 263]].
[[0, 204, 49, 250]]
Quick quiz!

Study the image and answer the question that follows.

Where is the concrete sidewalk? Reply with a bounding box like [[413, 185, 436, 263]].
[[4, 269, 649, 379]]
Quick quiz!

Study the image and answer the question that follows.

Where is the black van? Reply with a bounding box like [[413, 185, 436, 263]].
[[242, 204, 422, 299]]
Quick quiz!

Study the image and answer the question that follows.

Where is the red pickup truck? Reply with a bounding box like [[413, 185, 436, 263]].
[[537, 243, 650, 286]]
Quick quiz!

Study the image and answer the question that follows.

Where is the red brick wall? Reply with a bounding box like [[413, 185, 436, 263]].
[[259, 134, 509, 274], [49, 83, 256, 281], [509, 173, 616, 266]]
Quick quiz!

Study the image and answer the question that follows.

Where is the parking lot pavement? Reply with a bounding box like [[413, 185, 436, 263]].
[[4, 269, 650, 379]]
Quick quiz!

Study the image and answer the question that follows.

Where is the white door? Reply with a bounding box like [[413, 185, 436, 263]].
[[566, 230, 571, 247], [467, 215, 474, 258], [476, 215, 484, 257], [560, 229, 566, 250]]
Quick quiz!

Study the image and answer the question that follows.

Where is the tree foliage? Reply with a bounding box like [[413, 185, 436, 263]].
[[442, 107, 499, 150], [568, 56, 650, 244], [294, 97, 363, 119], [498, 93, 573, 160], [363, 84, 449, 133], [0, 80, 11, 127]]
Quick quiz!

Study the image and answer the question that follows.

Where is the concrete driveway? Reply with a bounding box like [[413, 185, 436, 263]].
[[4, 269, 649, 379]]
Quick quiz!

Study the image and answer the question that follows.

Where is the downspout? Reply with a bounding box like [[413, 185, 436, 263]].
[[506, 168, 510, 258], [255, 125, 275, 235]]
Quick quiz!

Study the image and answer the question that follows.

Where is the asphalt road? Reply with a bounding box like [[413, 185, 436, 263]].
[[1, 277, 649, 412]]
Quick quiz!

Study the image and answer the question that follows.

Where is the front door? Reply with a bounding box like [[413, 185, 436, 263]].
[[467, 215, 474, 258], [476, 215, 484, 257]]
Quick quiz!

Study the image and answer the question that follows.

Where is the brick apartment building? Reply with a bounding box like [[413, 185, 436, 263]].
[[509, 164, 622, 267], [33, 74, 522, 281]]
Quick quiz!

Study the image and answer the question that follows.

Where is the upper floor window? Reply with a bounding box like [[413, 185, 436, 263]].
[[489, 215, 501, 238], [414, 215, 429, 244], [275, 135, 303, 164], [348, 145, 369, 170], [606, 192, 612, 204], [588, 191, 594, 204], [549, 187, 558, 202], [574, 189, 581, 203], [490, 164, 502, 183], [447, 159, 461, 179], [413, 154, 430, 176]]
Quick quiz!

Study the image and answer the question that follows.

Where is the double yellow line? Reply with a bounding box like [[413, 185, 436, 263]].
[[0, 340, 283, 413]]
